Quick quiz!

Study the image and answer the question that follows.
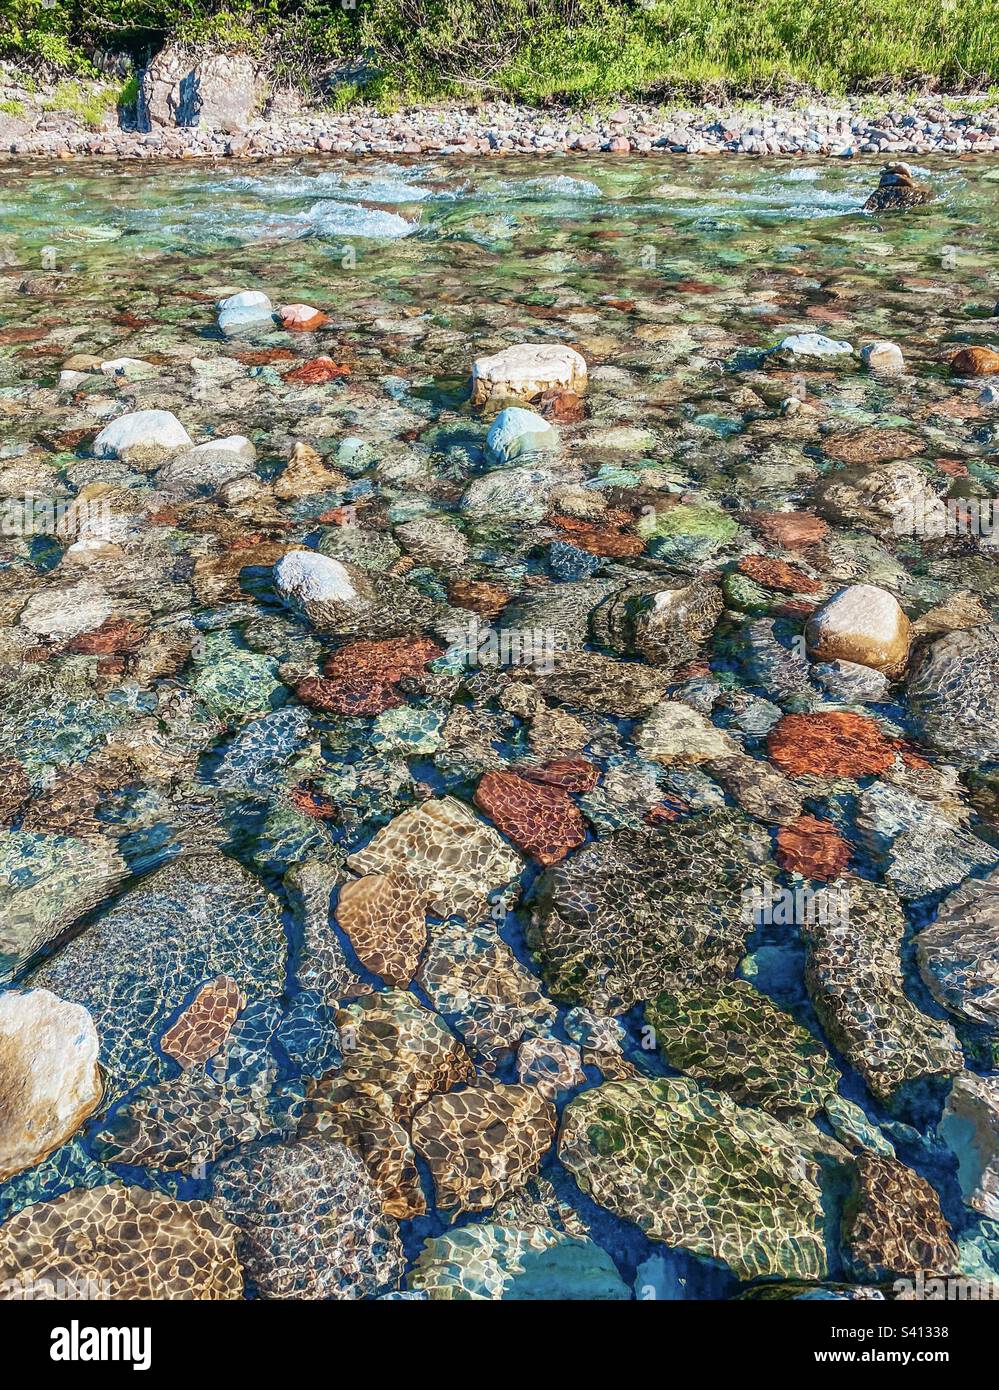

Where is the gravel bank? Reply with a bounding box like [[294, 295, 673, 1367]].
[[6, 96, 999, 160]]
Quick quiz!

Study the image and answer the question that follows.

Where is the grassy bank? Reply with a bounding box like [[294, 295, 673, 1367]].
[[2, 0, 999, 104]]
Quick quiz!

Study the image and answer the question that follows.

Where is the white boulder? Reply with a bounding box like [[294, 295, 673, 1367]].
[[0, 988, 102, 1182], [470, 343, 587, 406], [93, 410, 192, 458], [805, 584, 912, 678]]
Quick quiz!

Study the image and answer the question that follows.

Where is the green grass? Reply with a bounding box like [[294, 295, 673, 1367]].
[[42, 79, 119, 127], [2, 0, 999, 103], [0, 98, 28, 115]]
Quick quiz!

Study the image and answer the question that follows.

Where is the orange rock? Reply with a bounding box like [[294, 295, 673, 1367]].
[[161, 976, 244, 1068], [282, 357, 350, 384], [474, 769, 587, 866], [279, 303, 329, 332], [548, 513, 644, 558], [951, 346, 999, 376], [738, 555, 822, 594], [767, 711, 900, 779], [777, 814, 852, 880], [749, 511, 829, 550], [447, 577, 512, 620]]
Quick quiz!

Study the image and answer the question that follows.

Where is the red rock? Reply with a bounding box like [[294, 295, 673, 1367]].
[[516, 758, 600, 793], [447, 578, 512, 620], [295, 636, 443, 717], [474, 770, 586, 866], [548, 514, 644, 558], [288, 787, 339, 820], [738, 555, 822, 594], [777, 814, 852, 880], [282, 357, 350, 384], [66, 619, 146, 656], [767, 712, 900, 779], [749, 511, 829, 550], [535, 389, 586, 422]]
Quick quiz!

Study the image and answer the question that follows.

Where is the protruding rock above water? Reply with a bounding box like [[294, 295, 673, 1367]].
[[93, 409, 192, 458], [805, 584, 912, 678], [0, 1184, 243, 1299], [217, 289, 275, 335], [559, 1077, 831, 1282], [0, 988, 102, 1182], [408, 1222, 629, 1300], [273, 549, 375, 629], [951, 345, 999, 377], [470, 342, 587, 406], [907, 624, 999, 763], [773, 332, 853, 363], [485, 406, 558, 466], [860, 340, 905, 374], [863, 163, 936, 212], [279, 303, 328, 332]]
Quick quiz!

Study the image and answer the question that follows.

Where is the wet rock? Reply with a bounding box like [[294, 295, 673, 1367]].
[[916, 867, 999, 1030], [336, 872, 428, 986], [805, 584, 911, 678], [855, 781, 998, 898], [470, 343, 587, 406], [814, 460, 944, 534], [526, 649, 670, 716], [212, 1137, 405, 1299], [907, 624, 999, 764], [0, 1184, 243, 1299], [485, 406, 558, 466], [636, 701, 738, 765], [419, 922, 558, 1062], [92, 409, 192, 458], [842, 1154, 958, 1280], [801, 879, 962, 1107], [273, 440, 346, 500], [156, 436, 257, 498], [19, 578, 113, 641], [473, 768, 586, 865], [461, 462, 559, 523], [812, 659, 891, 703], [861, 341, 905, 374], [412, 1081, 557, 1213], [559, 1077, 830, 1281], [0, 831, 127, 983], [160, 975, 245, 1069], [767, 711, 900, 779], [530, 811, 775, 1013], [704, 754, 803, 825], [279, 303, 328, 332], [516, 1035, 585, 1096], [347, 796, 522, 919], [646, 979, 839, 1115], [939, 1072, 999, 1221], [0, 989, 102, 1182], [217, 290, 274, 335], [776, 814, 852, 881], [951, 345, 999, 377], [749, 510, 828, 550], [408, 1223, 628, 1300], [29, 853, 286, 1106], [863, 163, 935, 212], [590, 575, 722, 668]]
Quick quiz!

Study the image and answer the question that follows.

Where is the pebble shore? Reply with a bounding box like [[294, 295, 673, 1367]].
[[6, 96, 999, 159]]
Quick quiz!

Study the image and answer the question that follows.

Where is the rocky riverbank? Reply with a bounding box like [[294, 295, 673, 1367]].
[[5, 86, 999, 160]]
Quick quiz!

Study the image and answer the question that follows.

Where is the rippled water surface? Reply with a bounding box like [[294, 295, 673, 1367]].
[[0, 156, 998, 1302]]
